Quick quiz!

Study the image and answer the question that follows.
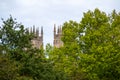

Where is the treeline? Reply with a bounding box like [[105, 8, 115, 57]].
[[0, 8, 120, 80]]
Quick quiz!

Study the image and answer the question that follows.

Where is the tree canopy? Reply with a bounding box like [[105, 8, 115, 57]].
[[49, 8, 120, 80], [0, 9, 120, 80]]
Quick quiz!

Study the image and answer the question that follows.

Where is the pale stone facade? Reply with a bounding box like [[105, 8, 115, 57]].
[[30, 26, 43, 49], [53, 24, 63, 48], [29, 24, 63, 49]]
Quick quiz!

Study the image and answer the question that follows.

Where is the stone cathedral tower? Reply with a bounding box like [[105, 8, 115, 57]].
[[30, 26, 43, 49], [53, 24, 63, 48]]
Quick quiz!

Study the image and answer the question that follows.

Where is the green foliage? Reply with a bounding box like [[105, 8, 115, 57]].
[[49, 9, 120, 80], [49, 21, 82, 80], [0, 16, 68, 80], [0, 16, 34, 61], [45, 43, 53, 58], [62, 20, 79, 44], [1, 9, 120, 80], [79, 9, 120, 80], [0, 54, 19, 80]]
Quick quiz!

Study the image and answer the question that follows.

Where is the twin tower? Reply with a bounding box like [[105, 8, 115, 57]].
[[29, 24, 63, 49]]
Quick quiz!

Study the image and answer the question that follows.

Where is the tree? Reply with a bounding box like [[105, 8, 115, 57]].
[[49, 21, 83, 80], [79, 8, 120, 80], [45, 43, 53, 58], [0, 16, 69, 80], [0, 16, 34, 60], [0, 16, 35, 80], [0, 53, 20, 80], [50, 9, 120, 80]]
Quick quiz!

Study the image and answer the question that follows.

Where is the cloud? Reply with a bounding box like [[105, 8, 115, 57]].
[[16, 0, 38, 6], [0, 0, 120, 46]]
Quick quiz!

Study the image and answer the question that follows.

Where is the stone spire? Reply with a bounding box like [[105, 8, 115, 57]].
[[33, 25, 35, 34], [41, 26, 43, 37], [53, 24, 63, 48], [59, 25, 62, 34], [30, 27, 32, 33], [57, 26, 60, 34], [36, 27, 39, 37], [54, 24, 56, 37], [30, 26, 43, 49]]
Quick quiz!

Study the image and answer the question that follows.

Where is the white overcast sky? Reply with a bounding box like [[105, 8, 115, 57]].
[[0, 0, 120, 47]]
